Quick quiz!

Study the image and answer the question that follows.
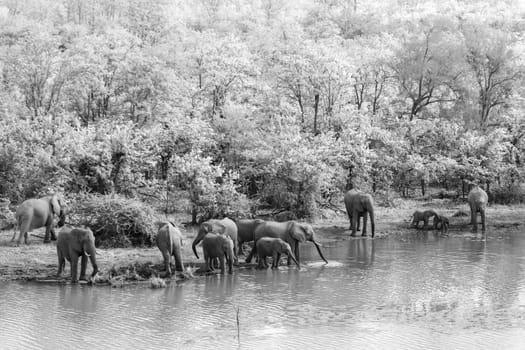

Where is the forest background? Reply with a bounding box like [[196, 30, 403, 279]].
[[1, 0, 525, 229]]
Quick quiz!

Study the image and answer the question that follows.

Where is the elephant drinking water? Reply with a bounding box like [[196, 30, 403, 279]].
[[246, 220, 328, 265]]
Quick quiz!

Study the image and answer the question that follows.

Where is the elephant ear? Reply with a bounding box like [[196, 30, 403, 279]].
[[202, 222, 212, 233], [213, 222, 227, 235], [289, 222, 306, 242], [50, 194, 61, 215]]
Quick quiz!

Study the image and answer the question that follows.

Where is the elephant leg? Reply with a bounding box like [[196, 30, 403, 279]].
[[481, 209, 486, 233], [70, 255, 78, 282], [472, 207, 478, 233], [79, 254, 88, 280], [256, 255, 264, 269], [173, 249, 184, 272], [245, 244, 256, 264], [162, 250, 172, 275], [50, 227, 57, 241], [57, 250, 64, 276], [233, 241, 239, 264], [219, 256, 225, 274], [237, 240, 244, 256], [272, 252, 280, 268], [362, 213, 368, 236], [351, 211, 359, 236], [205, 257, 212, 272], [44, 225, 51, 243], [469, 206, 475, 225], [294, 241, 300, 265], [356, 214, 361, 231]]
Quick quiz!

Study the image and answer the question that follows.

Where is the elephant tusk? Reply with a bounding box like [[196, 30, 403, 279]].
[[84, 251, 91, 257]]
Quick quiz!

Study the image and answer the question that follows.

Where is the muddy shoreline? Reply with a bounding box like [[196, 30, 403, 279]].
[[1, 203, 524, 285]]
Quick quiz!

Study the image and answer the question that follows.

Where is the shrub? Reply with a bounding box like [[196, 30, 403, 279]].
[[489, 185, 525, 205], [70, 194, 158, 248]]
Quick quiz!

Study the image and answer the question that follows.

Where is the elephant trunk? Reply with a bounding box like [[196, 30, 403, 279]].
[[85, 246, 98, 277], [57, 211, 66, 227], [192, 238, 201, 259], [287, 252, 300, 269], [313, 240, 328, 264]]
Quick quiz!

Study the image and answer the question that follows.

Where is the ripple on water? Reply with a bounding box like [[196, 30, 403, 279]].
[[1, 235, 525, 349]]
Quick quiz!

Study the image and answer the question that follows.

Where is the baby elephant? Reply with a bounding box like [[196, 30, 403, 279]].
[[202, 233, 235, 274], [57, 226, 98, 283], [156, 221, 184, 276], [433, 215, 450, 234], [410, 210, 438, 229], [255, 237, 300, 269]]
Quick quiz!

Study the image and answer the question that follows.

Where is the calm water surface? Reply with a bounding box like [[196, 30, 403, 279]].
[[2, 233, 525, 350]]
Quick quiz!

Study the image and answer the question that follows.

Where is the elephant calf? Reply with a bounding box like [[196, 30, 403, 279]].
[[156, 221, 184, 276], [255, 237, 300, 269], [410, 210, 438, 229], [433, 215, 449, 234], [202, 233, 235, 274], [57, 226, 98, 283]]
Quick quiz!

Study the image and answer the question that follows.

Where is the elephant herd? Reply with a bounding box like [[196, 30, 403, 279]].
[[8, 185, 489, 283]]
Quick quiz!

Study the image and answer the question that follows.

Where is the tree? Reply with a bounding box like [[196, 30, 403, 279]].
[[392, 20, 464, 120], [463, 22, 520, 128]]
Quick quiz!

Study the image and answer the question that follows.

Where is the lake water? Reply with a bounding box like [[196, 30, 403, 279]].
[[1, 232, 525, 350]]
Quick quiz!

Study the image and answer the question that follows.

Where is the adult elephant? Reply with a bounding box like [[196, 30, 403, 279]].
[[156, 221, 184, 276], [344, 189, 375, 237], [57, 226, 98, 283], [246, 221, 328, 265], [468, 185, 488, 233], [13, 194, 66, 245], [192, 218, 238, 262], [235, 218, 264, 255]]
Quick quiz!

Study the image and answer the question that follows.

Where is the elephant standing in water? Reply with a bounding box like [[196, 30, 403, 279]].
[[156, 221, 184, 276], [468, 186, 488, 233], [246, 221, 328, 265], [344, 189, 375, 237], [235, 218, 264, 255], [13, 194, 66, 245], [202, 233, 235, 274], [192, 218, 238, 263], [57, 226, 98, 283], [255, 237, 300, 269]]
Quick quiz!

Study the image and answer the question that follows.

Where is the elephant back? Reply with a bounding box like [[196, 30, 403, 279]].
[[253, 220, 289, 241], [468, 186, 488, 205]]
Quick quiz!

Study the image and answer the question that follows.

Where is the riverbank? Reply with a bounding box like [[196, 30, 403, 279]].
[[1, 199, 524, 284]]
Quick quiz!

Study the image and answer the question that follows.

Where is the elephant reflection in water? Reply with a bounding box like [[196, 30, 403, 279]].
[[59, 285, 98, 313], [202, 272, 237, 302], [349, 238, 375, 268]]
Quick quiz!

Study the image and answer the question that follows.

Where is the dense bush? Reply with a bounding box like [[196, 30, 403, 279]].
[[70, 194, 158, 248], [490, 185, 525, 205]]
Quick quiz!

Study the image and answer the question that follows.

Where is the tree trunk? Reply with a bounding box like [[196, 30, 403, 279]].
[[421, 179, 426, 196], [313, 93, 319, 135]]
